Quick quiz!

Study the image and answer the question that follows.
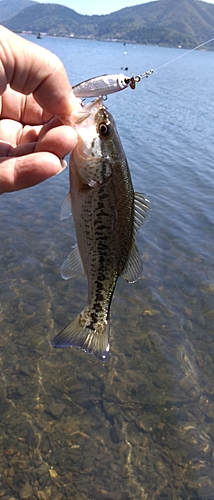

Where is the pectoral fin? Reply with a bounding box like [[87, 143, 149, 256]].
[[60, 192, 72, 221], [121, 241, 143, 283], [61, 244, 84, 280]]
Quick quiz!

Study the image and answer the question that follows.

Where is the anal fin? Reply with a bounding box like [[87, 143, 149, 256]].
[[121, 241, 143, 283], [61, 244, 84, 280]]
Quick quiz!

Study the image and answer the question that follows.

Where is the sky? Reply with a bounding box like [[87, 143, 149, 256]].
[[37, 0, 214, 16], [37, 0, 156, 15]]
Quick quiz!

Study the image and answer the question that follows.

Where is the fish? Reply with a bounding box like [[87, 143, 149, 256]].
[[51, 97, 149, 361]]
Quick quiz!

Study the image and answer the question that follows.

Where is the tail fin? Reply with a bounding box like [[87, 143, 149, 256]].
[[51, 312, 110, 361]]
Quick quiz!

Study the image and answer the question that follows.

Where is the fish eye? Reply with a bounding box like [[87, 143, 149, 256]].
[[98, 122, 111, 137]]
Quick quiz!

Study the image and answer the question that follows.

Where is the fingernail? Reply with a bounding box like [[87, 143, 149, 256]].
[[70, 90, 82, 109], [57, 90, 83, 127]]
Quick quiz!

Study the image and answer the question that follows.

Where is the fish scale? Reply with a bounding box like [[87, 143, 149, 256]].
[[76, 182, 121, 312]]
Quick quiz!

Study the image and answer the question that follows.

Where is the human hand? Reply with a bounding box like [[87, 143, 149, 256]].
[[0, 26, 79, 194]]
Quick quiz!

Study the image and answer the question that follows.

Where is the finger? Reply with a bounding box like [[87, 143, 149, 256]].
[[0, 120, 77, 159], [35, 123, 78, 157], [11, 125, 77, 158], [0, 26, 78, 117], [0, 118, 23, 146], [0, 87, 52, 124], [0, 118, 40, 149], [0, 153, 67, 194]]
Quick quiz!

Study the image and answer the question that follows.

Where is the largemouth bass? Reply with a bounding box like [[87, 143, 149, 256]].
[[51, 97, 149, 360]]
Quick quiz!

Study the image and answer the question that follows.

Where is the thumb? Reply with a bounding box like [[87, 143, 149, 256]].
[[0, 26, 77, 117]]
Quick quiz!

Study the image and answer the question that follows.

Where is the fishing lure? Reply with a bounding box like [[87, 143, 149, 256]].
[[72, 70, 154, 98], [72, 37, 214, 99]]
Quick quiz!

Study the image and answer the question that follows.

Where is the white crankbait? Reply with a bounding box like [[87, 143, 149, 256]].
[[72, 71, 154, 98]]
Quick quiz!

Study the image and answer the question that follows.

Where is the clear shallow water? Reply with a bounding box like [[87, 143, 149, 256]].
[[0, 37, 214, 499]]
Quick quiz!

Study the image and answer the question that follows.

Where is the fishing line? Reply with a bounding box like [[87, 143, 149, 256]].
[[154, 37, 214, 72]]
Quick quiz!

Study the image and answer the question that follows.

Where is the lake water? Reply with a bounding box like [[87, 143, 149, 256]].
[[0, 36, 214, 499]]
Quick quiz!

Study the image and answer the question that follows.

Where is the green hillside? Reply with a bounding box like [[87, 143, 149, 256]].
[[2, 0, 214, 48], [0, 0, 36, 22]]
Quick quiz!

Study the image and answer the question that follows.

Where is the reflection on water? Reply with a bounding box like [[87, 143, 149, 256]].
[[0, 37, 214, 499]]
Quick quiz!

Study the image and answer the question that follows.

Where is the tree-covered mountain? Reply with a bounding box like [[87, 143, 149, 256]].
[[2, 0, 214, 48], [0, 0, 36, 22]]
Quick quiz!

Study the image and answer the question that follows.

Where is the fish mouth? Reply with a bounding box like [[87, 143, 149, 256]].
[[84, 97, 104, 113], [96, 106, 109, 120]]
